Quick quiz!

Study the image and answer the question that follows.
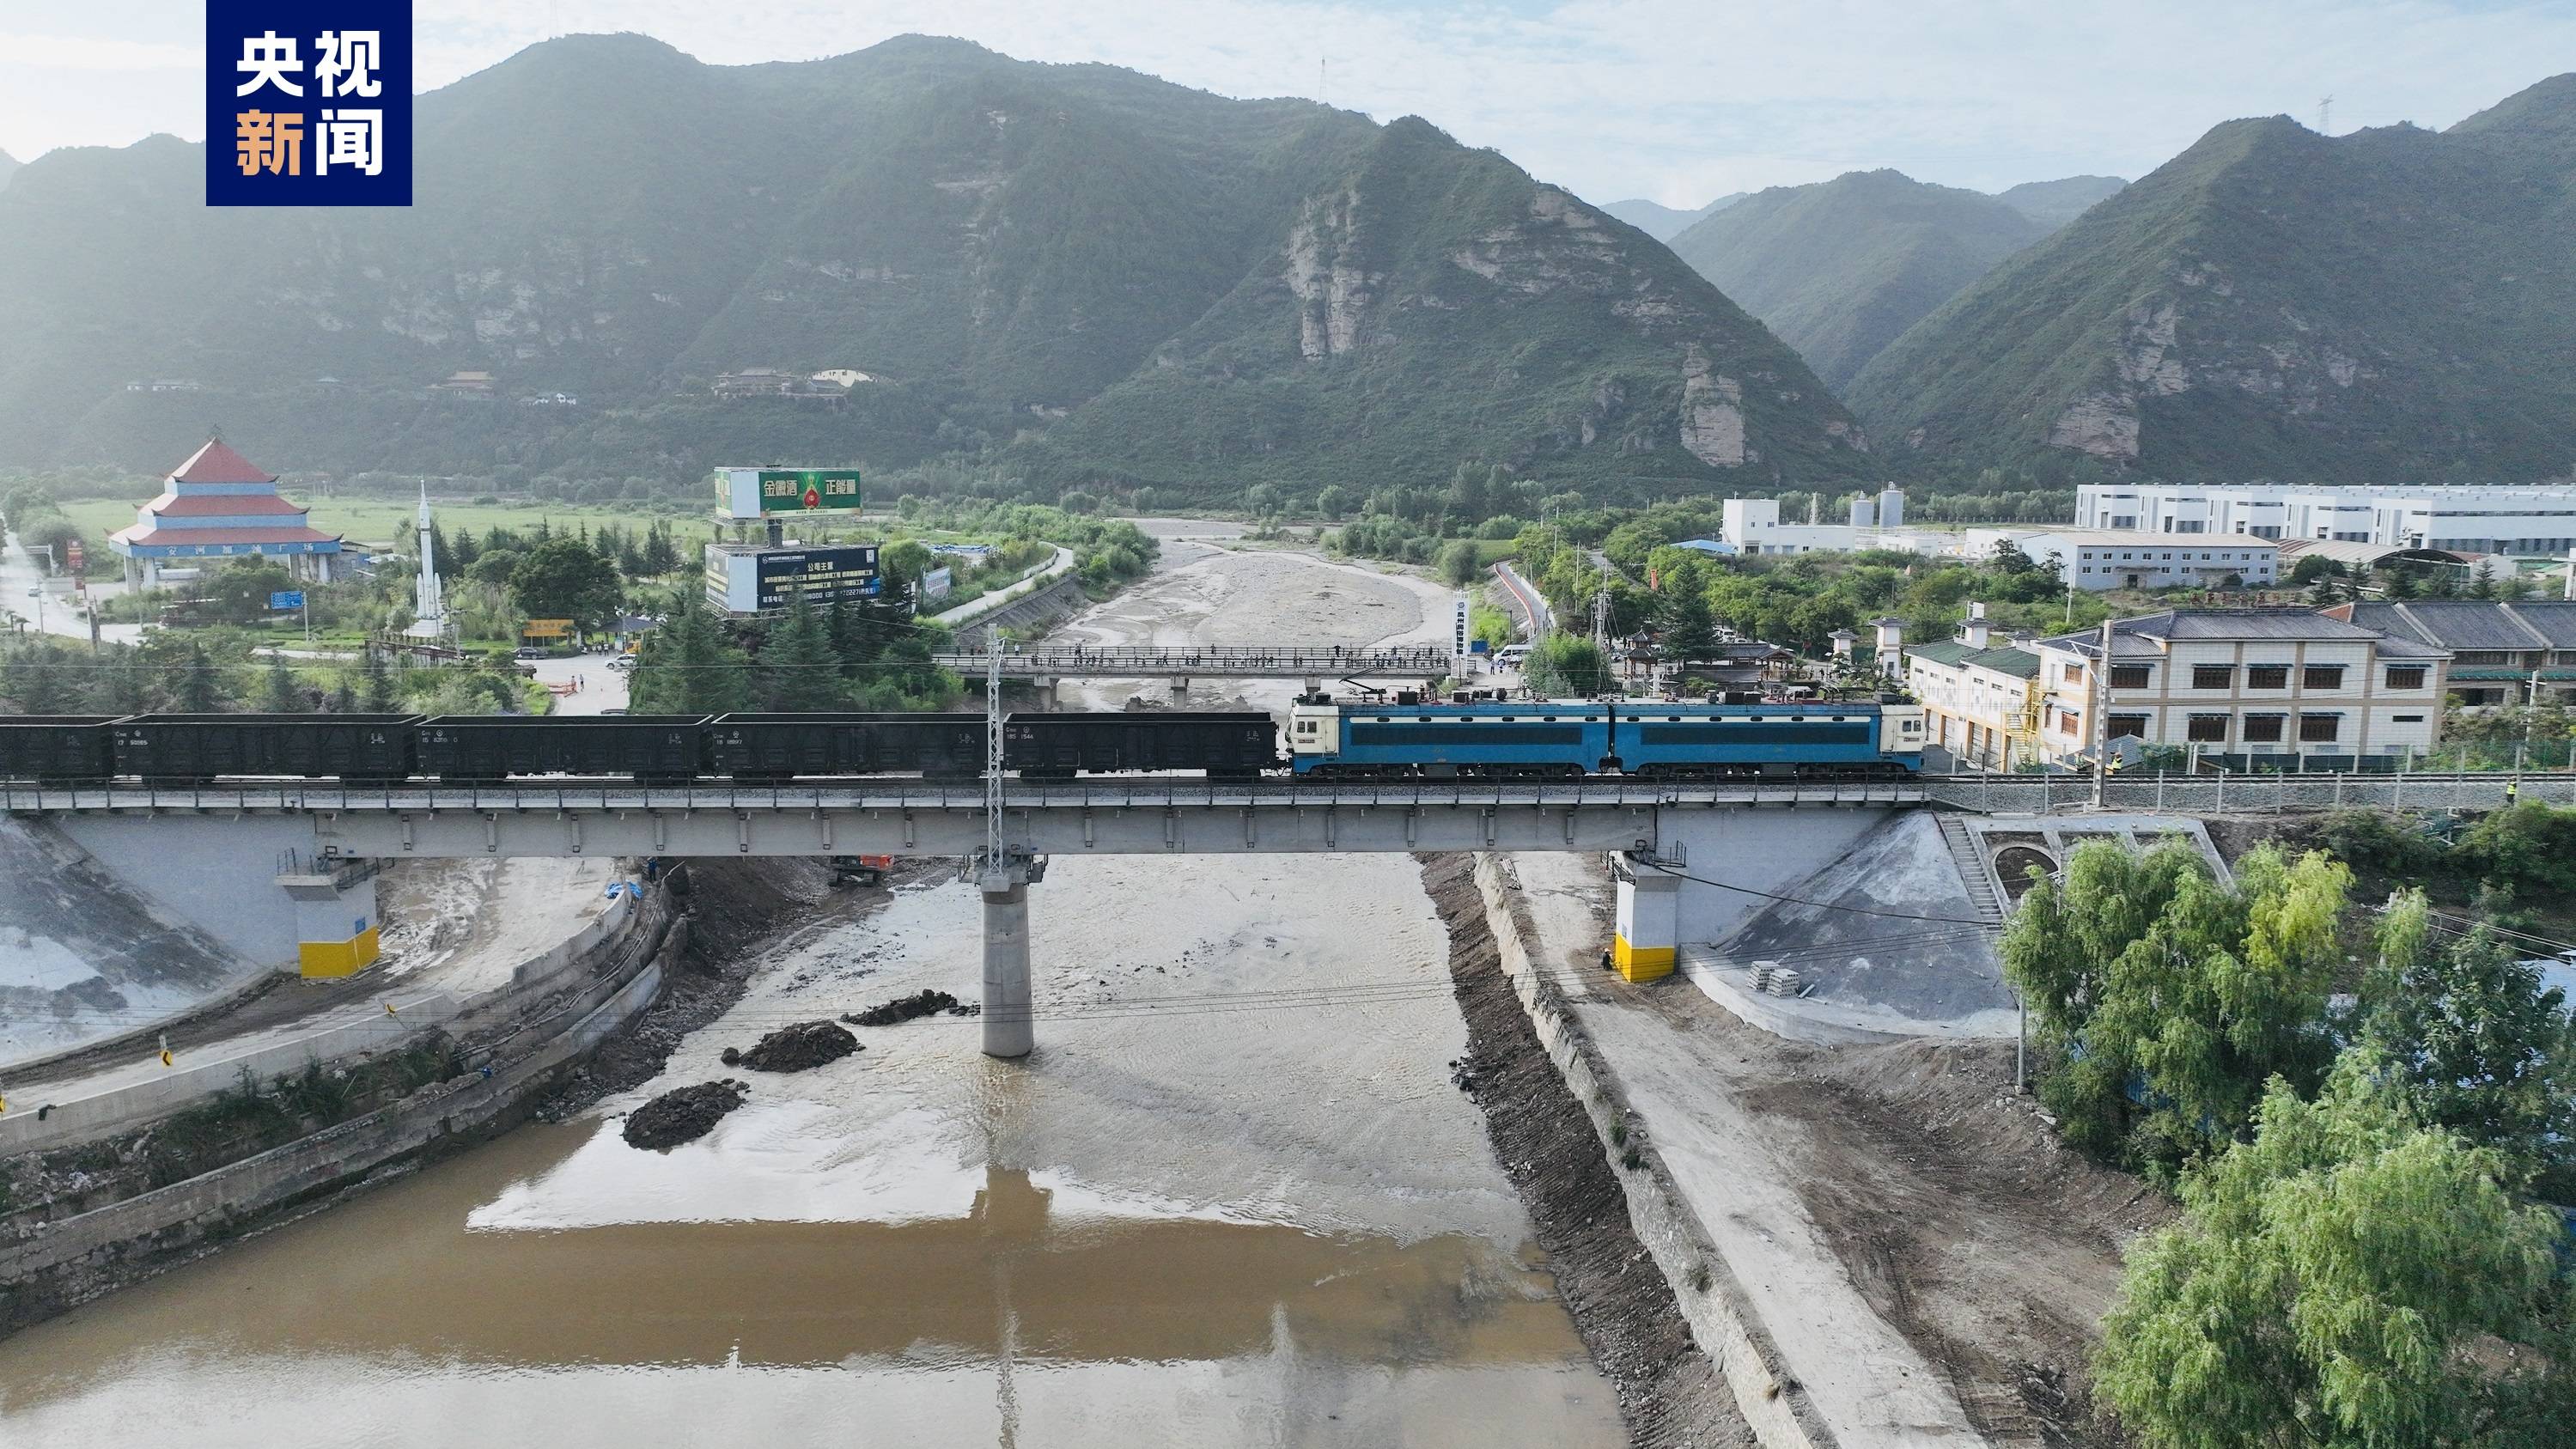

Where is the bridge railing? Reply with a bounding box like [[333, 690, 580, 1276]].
[[0, 774, 1928, 815], [927, 644, 1454, 675], [1923, 770, 2576, 814]]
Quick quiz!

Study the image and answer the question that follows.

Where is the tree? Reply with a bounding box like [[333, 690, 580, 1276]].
[[757, 594, 846, 711], [1524, 636, 1613, 697], [261, 655, 300, 713], [360, 649, 396, 713], [507, 536, 624, 630], [2002, 839, 2348, 1173], [2366, 893, 2576, 1194], [880, 540, 934, 602], [2095, 1054, 2575, 1449], [175, 641, 219, 712], [1988, 539, 2044, 576], [1657, 586, 1718, 664], [629, 595, 752, 715], [1435, 539, 1481, 588]]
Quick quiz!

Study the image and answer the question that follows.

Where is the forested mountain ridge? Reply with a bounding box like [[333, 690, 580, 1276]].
[[0, 33, 1870, 496], [1666, 169, 2052, 391], [1847, 75, 2576, 483], [0, 149, 18, 194]]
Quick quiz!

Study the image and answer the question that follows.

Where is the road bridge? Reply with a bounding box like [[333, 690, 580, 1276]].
[[9, 768, 2555, 1060]]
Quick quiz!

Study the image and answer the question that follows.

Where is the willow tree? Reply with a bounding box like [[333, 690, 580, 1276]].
[[2097, 1054, 2575, 1448], [2001, 838, 2348, 1173]]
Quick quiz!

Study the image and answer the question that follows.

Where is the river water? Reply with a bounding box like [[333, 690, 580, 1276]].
[[0, 541, 1622, 1447]]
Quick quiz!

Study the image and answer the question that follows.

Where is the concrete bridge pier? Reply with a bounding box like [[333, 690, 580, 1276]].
[[977, 859, 1043, 1058], [1169, 677, 1191, 702]]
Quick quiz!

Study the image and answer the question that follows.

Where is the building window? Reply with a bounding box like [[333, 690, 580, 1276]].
[[2057, 709, 2080, 736], [2109, 714, 2149, 739], [2186, 715, 2230, 742], [2304, 665, 2346, 690], [2247, 665, 2289, 690], [2298, 714, 2342, 743], [2110, 665, 2151, 690], [2392, 714, 2425, 723], [2192, 664, 2233, 689], [2063, 663, 2085, 685], [2244, 715, 2287, 743], [2386, 666, 2427, 690]]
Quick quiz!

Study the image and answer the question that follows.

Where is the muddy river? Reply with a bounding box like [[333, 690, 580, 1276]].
[[0, 541, 1623, 1446]]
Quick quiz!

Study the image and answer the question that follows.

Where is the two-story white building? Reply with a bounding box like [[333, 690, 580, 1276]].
[[2031, 610, 2451, 767]]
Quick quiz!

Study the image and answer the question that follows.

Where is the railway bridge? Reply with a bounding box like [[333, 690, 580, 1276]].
[[4, 770, 2555, 1059]]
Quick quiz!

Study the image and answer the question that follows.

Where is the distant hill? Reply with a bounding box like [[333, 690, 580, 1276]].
[[1848, 74, 2576, 484], [1667, 170, 2049, 391], [1599, 192, 1747, 240], [0, 149, 17, 194], [1992, 175, 2127, 228], [0, 36, 1868, 496]]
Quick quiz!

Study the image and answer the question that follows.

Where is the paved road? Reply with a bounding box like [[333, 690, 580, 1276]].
[[1, 528, 143, 647], [525, 648, 632, 715]]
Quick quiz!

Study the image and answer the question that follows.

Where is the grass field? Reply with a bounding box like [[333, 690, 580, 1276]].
[[53, 495, 707, 551]]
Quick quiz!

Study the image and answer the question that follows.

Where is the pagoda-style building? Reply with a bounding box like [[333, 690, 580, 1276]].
[[110, 438, 344, 587]]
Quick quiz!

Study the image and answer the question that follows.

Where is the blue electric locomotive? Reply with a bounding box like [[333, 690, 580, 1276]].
[[1287, 697, 1924, 777]]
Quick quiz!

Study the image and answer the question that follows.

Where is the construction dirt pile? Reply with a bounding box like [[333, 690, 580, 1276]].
[[621, 1080, 749, 1150], [722, 1019, 861, 1072], [843, 989, 978, 1026], [1419, 854, 1753, 1449]]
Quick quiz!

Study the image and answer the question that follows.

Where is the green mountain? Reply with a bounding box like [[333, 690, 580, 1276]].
[[0, 149, 17, 194], [0, 34, 1867, 496], [1666, 169, 2049, 391], [1848, 75, 2576, 483], [1992, 175, 2126, 228], [1599, 193, 1745, 240]]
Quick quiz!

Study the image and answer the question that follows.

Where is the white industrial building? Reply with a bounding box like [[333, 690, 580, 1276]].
[[1719, 490, 1937, 557], [2074, 483, 2576, 557], [1964, 529, 2279, 591]]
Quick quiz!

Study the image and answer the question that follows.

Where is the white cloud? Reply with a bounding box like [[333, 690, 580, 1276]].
[[3, 1, 2571, 198]]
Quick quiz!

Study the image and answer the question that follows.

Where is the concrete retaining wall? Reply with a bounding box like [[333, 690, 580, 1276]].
[[0, 904, 677, 1334], [947, 572, 1088, 644], [1472, 853, 1841, 1449], [0, 889, 641, 1155]]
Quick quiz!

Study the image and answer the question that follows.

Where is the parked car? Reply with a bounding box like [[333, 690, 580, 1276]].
[[513, 646, 541, 660], [607, 655, 637, 673]]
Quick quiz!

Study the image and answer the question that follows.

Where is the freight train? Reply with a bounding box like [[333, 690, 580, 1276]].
[[0, 697, 1926, 785]]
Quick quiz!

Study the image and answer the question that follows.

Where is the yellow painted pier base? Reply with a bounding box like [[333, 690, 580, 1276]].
[[1612, 855, 1681, 983], [1612, 935, 1676, 983], [300, 927, 381, 978]]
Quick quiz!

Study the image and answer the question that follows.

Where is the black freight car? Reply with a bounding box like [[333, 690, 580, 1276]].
[[0, 715, 121, 782], [111, 713, 420, 782], [704, 712, 985, 781], [415, 715, 710, 781], [1004, 710, 1279, 778]]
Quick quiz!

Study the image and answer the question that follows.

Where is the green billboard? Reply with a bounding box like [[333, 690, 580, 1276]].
[[713, 467, 863, 519]]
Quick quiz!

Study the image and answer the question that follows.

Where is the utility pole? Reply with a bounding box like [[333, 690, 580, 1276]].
[[2090, 616, 2113, 809], [984, 631, 1004, 874], [2317, 94, 2333, 133]]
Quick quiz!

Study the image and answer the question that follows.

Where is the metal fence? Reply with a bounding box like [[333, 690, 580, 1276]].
[[0, 775, 1929, 815]]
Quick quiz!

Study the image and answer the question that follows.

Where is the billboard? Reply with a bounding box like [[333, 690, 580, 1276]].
[[705, 543, 883, 612], [755, 545, 881, 609], [711, 467, 863, 521], [919, 565, 954, 601]]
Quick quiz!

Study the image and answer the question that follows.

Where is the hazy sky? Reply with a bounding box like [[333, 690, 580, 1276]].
[[3, 0, 2571, 201]]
